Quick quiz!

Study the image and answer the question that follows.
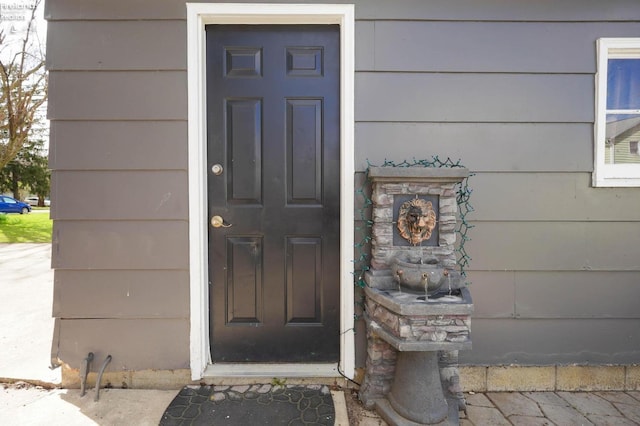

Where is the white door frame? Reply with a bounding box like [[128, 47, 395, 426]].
[[186, 3, 355, 380]]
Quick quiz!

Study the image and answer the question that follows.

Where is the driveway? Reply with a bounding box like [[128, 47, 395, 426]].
[[0, 243, 60, 385]]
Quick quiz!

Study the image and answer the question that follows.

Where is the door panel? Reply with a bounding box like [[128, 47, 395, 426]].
[[226, 236, 263, 325], [286, 98, 323, 204], [286, 237, 322, 324], [226, 98, 262, 204], [206, 25, 340, 363]]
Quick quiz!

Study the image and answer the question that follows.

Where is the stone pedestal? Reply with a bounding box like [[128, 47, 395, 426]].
[[384, 351, 448, 424]]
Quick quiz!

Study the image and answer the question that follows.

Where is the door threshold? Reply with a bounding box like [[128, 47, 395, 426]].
[[204, 363, 339, 378]]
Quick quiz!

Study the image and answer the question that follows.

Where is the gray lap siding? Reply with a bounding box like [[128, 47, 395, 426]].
[[47, 0, 640, 371]]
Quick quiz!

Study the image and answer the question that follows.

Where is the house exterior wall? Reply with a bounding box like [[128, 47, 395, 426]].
[[46, 8, 191, 371], [46, 0, 640, 374]]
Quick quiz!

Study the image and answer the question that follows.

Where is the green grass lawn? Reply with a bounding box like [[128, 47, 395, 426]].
[[0, 212, 52, 243]]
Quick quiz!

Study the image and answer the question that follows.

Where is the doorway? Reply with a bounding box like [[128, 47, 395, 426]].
[[206, 25, 340, 362], [186, 3, 355, 379]]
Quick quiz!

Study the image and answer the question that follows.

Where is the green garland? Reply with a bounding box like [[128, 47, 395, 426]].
[[354, 157, 474, 290]]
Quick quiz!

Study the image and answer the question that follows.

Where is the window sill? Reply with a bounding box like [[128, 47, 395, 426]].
[[592, 175, 640, 187]]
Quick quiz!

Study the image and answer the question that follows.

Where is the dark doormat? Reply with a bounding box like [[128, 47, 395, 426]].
[[159, 384, 335, 425]]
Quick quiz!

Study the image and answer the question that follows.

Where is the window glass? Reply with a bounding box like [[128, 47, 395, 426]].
[[605, 115, 640, 164], [607, 59, 640, 110], [605, 58, 640, 164]]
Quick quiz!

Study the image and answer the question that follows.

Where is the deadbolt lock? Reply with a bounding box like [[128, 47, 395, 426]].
[[211, 215, 232, 228], [211, 164, 224, 175]]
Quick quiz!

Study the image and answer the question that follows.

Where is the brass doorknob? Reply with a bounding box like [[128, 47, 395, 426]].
[[211, 215, 232, 228]]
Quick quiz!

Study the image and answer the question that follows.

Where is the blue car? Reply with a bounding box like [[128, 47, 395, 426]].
[[0, 196, 31, 214]]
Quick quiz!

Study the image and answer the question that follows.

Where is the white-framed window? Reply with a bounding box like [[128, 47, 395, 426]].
[[594, 38, 640, 187]]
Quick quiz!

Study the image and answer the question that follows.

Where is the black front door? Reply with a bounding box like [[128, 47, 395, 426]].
[[206, 25, 340, 362]]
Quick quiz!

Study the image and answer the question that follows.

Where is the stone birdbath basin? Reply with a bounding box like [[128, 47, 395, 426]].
[[390, 254, 463, 295]]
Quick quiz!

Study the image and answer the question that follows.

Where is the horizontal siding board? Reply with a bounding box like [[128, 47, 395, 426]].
[[45, 0, 640, 21], [355, 21, 375, 71], [356, 73, 593, 123], [515, 271, 640, 319], [465, 270, 640, 320], [51, 171, 188, 220], [49, 121, 188, 170], [373, 21, 640, 73], [52, 221, 189, 270], [48, 71, 187, 120], [460, 318, 640, 365], [355, 123, 592, 172], [469, 173, 640, 221], [55, 318, 189, 370], [354, 0, 640, 22], [466, 222, 640, 271], [45, 0, 186, 20], [47, 21, 186, 71], [464, 271, 515, 319], [53, 270, 189, 318]]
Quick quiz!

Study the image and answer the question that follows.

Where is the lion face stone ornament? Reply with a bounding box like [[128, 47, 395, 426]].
[[397, 198, 437, 246]]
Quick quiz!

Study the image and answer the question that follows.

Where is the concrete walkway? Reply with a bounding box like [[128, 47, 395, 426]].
[[2, 243, 640, 425], [0, 243, 59, 385], [0, 385, 177, 426], [461, 391, 640, 425]]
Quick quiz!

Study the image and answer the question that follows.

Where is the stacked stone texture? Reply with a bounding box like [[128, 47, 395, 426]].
[[366, 298, 471, 344], [359, 332, 398, 409], [371, 182, 458, 270]]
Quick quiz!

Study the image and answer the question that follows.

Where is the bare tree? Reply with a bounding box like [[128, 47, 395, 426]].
[[0, 0, 47, 169]]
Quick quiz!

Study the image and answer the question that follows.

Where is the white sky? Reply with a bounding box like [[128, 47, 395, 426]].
[[0, 0, 46, 53]]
